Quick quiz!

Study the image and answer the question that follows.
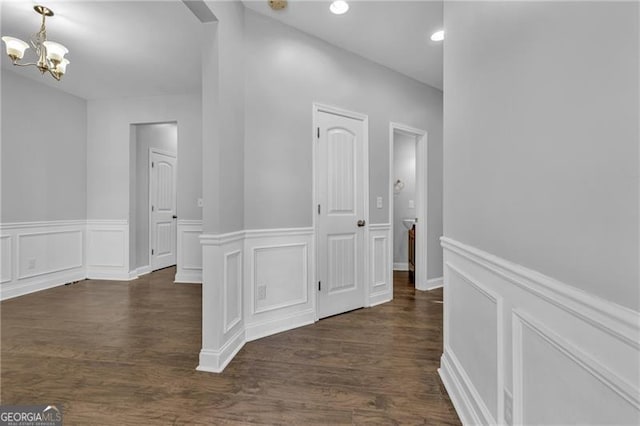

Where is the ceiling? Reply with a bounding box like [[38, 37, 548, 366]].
[[242, 0, 443, 90], [1, 1, 443, 100], [1, 0, 202, 100]]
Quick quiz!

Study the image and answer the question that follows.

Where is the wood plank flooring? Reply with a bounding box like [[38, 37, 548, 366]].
[[1, 268, 460, 425]]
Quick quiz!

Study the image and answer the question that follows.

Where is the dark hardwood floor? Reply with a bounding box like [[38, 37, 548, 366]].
[[1, 268, 460, 425]]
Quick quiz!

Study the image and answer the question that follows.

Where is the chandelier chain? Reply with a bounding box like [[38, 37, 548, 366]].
[[31, 13, 48, 57]]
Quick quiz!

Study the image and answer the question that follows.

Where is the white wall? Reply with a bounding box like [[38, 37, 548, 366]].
[[243, 9, 444, 279], [86, 94, 201, 222], [202, 0, 245, 234], [1, 70, 87, 298], [133, 123, 178, 270], [441, 2, 640, 424], [198, 0, 247, 371], [393, 132, 416, 266], [86, 94, 201, 273], [1, 70, 87, 222], [443, 1, 639, 311]]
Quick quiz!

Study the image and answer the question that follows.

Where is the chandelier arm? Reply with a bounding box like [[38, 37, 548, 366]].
[[46, 67, 61, 81], [11, 61, 40, 68]]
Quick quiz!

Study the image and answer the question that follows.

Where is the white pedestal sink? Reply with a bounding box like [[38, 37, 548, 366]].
[[402, 218, 416, 230]]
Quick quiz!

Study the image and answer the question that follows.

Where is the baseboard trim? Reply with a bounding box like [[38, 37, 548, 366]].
[[369, 295, 393, 307], [439, 352, 479, 426], [174, 271, 202, 284], [0, 270, 85, 300], [136, 265, 152, 276], [245, 309, 315, 342], [440, 348, 496, 425], [393, 262, 409, 271], [86, 270, 137, 281], [426, 276, 443, 291], [196, 328, 246, 373]]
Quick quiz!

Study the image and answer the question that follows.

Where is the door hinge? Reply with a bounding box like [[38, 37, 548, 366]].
[[318, 281, 321, 291], [152, 161, 154, 168], [317, 204, 321, 215], [151, 249, 154, 255], [151, 205, 154, 212], [317, 127, 320, 139]]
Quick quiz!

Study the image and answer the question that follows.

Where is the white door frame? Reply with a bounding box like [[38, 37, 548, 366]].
[[312, 103, 370, 320], [149, 147, 178, 271], [388, 122, 429, 290]]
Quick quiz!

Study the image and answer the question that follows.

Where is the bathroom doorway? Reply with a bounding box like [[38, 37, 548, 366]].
[[389, 123, 428, 289]]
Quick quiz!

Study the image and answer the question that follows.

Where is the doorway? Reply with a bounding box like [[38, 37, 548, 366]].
[[389, 123, 428, 290], [314, 104, 369, 319], [130, 122, 178, 274]]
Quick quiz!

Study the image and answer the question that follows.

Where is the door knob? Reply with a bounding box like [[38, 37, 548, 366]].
[[357, 219, 366, 227], [172, 215, 178, 219]]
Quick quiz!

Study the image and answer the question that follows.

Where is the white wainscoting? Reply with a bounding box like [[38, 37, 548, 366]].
[[439, 237, 640, 425], [0, 221, 86, 300], [86, 220, 131, 280], [244, 228, 315, 341], [197, 225, 398, 374], [175, 220, 203, 283], [198, 231, 246, 373], [369, 224, 393, 306]]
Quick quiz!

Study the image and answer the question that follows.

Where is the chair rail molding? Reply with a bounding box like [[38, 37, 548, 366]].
[[439, 236, 640, 425]]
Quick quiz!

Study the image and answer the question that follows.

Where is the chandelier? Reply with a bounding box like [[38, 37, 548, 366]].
[[2, 5, 70, 81]]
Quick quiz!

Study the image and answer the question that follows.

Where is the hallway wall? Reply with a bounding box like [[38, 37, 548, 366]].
[[0, 70, 88, 298], [441, 2, 639, 424], [87, 94, 201, 222], [444, 1, 638, 313], [86, 93, 202, 278], [202, 0, 246, 235], [1, 71, 87, 223], [243, 9, 444, 279]]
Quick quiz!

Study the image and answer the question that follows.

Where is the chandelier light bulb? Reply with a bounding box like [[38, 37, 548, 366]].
[[56, 58, 70, 75], [330, 0, 349, 15], [2, 36, 29, 60], [43, 41, 68, 63]]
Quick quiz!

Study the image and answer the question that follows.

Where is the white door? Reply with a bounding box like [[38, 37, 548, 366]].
[[316, 108, 367, 319], [150, 150, 177, 271]]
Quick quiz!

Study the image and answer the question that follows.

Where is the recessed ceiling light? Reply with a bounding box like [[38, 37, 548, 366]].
[[330, 0, 349, 15], [430, 30, 444, 42]]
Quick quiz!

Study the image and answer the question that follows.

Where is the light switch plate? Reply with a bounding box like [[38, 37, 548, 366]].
[[408, 199, 415, 209], [376, 196, 383, 209]]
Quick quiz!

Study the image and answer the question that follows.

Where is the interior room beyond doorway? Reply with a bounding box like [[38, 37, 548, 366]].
[[130, 122, 178, 276]]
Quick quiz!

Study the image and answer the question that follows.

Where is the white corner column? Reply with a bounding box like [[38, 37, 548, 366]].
[[197, 233, 245, 373]]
